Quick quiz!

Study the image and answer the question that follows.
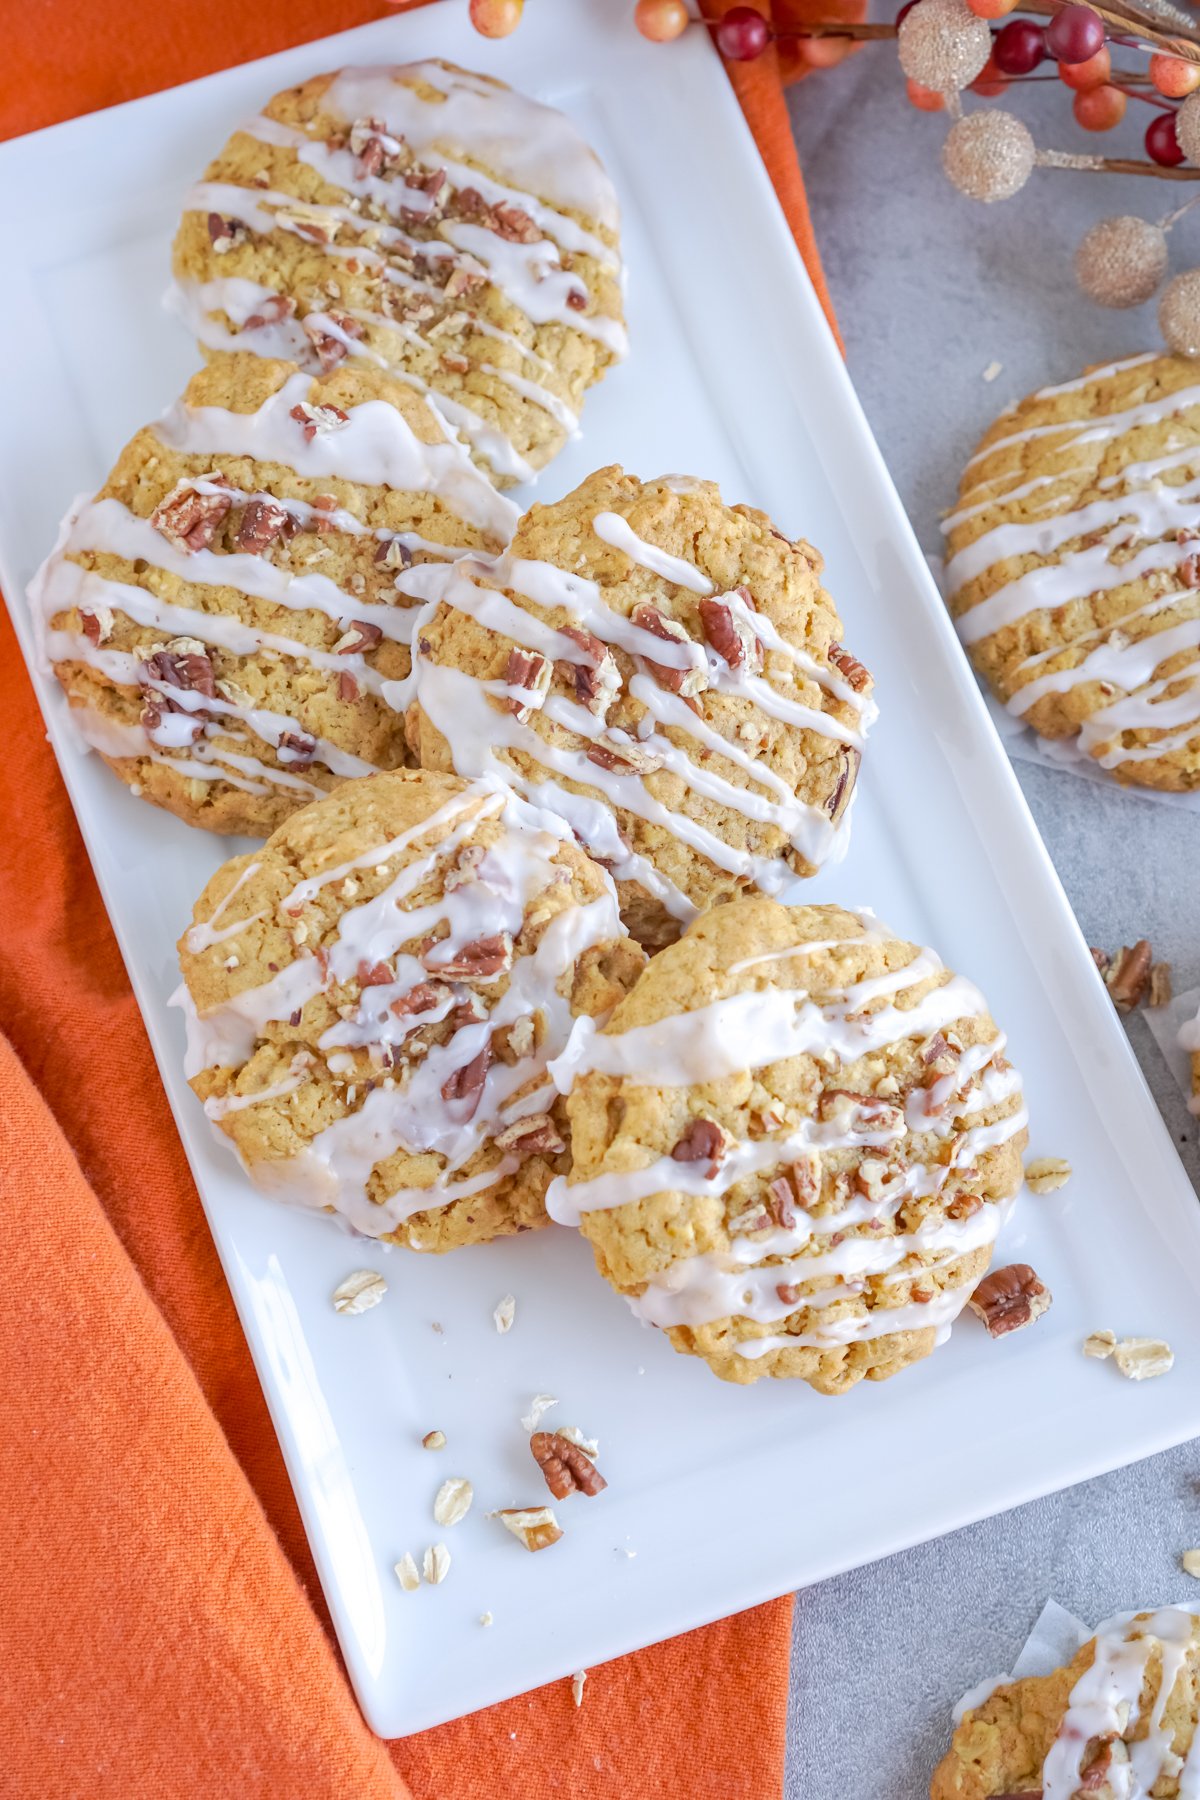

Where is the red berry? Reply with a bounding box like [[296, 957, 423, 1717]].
[[1146, 110, 1187, 166], [993, 18, 1046, 73], [1058, 45, 1110, 89], [970, 53, 1009, 96], [1150, 53, 1200, 99], [635, 0, 690, 39], [1046, 4, 1105, 63], [1073, 83, 1125, 130], [714, 4, 771, 59], [468, 0, 523, 34], [968, 0, 1018, 15], [895, 0, 918, 21]]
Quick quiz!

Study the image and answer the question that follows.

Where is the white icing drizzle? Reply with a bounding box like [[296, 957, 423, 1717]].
[[591, 511, 716, 593], [175, 779, 628, 1236], [961, 375, 1200, 477], [1041, 1608, 1200, 1797]]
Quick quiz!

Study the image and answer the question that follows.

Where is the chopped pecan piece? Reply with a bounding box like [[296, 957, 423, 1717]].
[[698, 595, 763, 673], [493, 1113, 565, 1156], [765, 1176, 797, 1229], [278, 731, 317, 767], [79, 606, 114, 647], [207, 213, 247, 254], [1105, 939, 1152, 1012], [967, 1263, 1052, 1338], [337, 671, 359, 703], [390, 981, 446, 1019], [530, 1431, 607, 1500], [357, 960, 395, 988], [150, 482, 232, 553], [422, 932, 512, 979], [586, 737, 663, 776], [235, 498, 290, 553], [142, 644, 217, 699], [828, 642, 871, 693], [825, 745, 861, 825], [565, 290, 588, 312], [669, 1117, 727, 1179], [495, 1506, 563, 1551], [1149, 961, 1172, 1007], [242, 293, 296, 331], [630, 603, 708, 699], [817, 1089, 902, 1130], [334, 620, 384, 655], [502, 647, 551, 722], [348, 116, 401, 177], [1183, 556, 1200, 589], [441, 1044, 492, 1119], [439, 351, 471, 375], [375, 537, 413, 570], [290, 401, 350, 441], [559, 626, 621, 716], [303, 311, 364, 373]]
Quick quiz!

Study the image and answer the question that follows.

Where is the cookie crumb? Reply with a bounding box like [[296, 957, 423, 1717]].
[[332, 1269, 387, 1315], [1025, 1156, 1071, 1194], [1083, 1329, 1117, 1359], [982, 361, 1003, 382], [479, 1611, 494, 1627], [422, 1429, 446, 1451], [494, 1294, 516, 1334], [394, 1552, 420, 1592], [571, 1669, 587, 1708], [1183, 1550, 1200, 1580]]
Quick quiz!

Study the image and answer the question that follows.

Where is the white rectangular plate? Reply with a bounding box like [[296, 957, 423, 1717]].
[[4, 0, 1200, 1740]]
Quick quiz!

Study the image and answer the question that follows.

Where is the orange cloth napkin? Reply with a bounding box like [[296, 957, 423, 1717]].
[[0, 3, 852, 1794]]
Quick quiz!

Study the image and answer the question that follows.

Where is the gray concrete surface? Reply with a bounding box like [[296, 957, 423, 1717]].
[[784, 37, 1200, 1797]]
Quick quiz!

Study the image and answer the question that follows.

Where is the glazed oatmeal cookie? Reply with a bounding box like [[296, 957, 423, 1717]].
[[30, 352, 514, 835], [931, 1606, 1200, 1798], [549, 896, 1026, 1392], [408, 466, 875, 949], [170, 60, 626, 486], [176, 768, 644, 1250], [945, 352, 1200, 791]]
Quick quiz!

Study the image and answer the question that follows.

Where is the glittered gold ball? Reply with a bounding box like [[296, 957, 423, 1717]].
[[1160, 269, 1200, 358], [1075, 215, 1169, 309], [1174, 91, 1200, 167], [898, 0, 992, 93], [941, 110, 1036, 202]]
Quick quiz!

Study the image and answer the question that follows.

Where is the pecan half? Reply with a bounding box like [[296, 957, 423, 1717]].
[[559, 626, 621, 717], [441, 1044, 492, 1119], [630, 603, 708, 699], [825, 745, 861, 825], [150, 482, 232, 553], [422, 933, 512, 980], [530, 1431, 607, 1500], [670, 1117, 727, 1179], [493, 1113, 565, 1156], [828, 642, 871, 693], [235, 498, 290, 553], [698, 596, 763, 673], [967, 1263, 1052, 1338], [1105, 939, 1152, 1012], [502, 647, 551, 722]]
